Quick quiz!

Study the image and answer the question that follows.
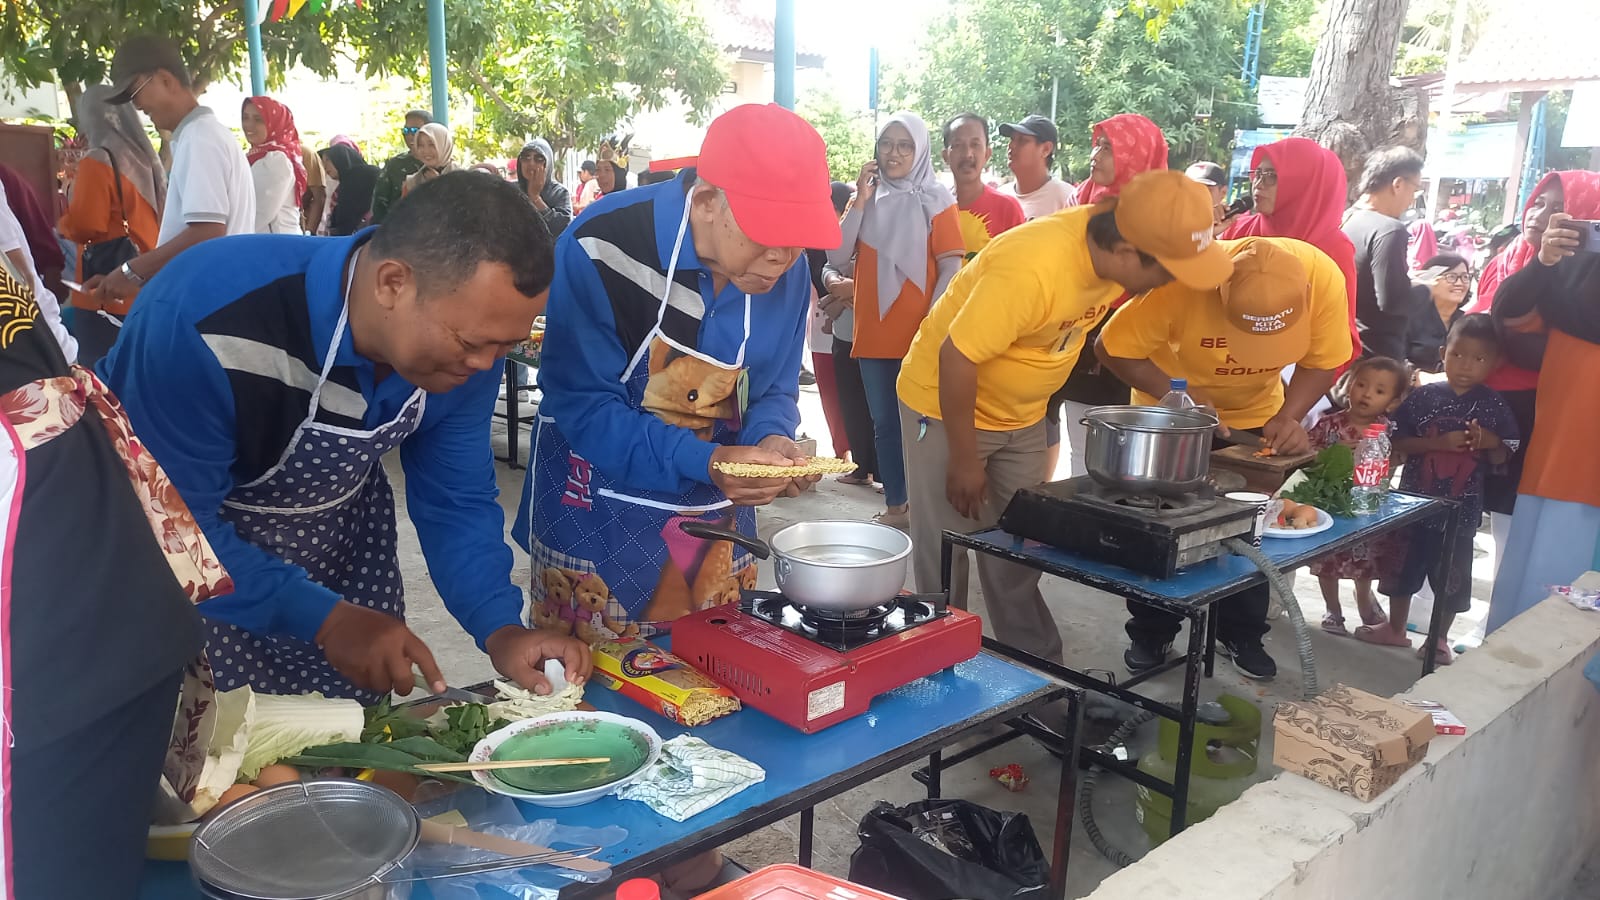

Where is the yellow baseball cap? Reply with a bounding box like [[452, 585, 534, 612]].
[[1113, 170, 1234, 290], [1219, 239, 1311, 368]]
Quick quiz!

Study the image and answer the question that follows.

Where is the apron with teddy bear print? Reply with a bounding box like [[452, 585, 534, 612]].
[[525, 200, 757, 642]]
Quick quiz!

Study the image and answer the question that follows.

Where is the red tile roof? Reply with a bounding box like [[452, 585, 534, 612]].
[[710, 0, 825, 62]]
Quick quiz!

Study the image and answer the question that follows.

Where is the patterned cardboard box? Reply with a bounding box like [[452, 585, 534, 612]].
[[1272, 683, 1434, 802]]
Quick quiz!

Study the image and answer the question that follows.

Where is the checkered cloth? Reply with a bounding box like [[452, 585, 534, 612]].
[[615, 736, 765, 822]]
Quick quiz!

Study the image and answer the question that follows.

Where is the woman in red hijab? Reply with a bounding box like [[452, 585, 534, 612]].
[[241, 95, 307, 234], [1223, 137, 1360, 362], [1465, 169, 1600, 565], [1072, 114, 1169, 206], [1050, 114, 1168, 478]]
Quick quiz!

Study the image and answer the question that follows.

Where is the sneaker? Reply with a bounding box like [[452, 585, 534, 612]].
[[1124, 640, 1172, 674], [798, 369, 817, 386], [1219, 640, 1277, 680]]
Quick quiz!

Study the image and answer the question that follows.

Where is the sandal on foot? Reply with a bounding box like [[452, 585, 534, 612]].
[[1358, 605, 1390, 627], [874, 509, 910, 530], [838, 473, 874, 486], [1354, 625, 1412, 648], [1321, 613, 1349, 636], [1416, 642, 1454, 665]]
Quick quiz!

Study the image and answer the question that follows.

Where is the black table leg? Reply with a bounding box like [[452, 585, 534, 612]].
[[1422, 509, 1455, 675], [503, 358, 526, 469], [798, 807, 815, 867], [940, 533, 954, 596], [1048, 690, 1083, 900], [925, 750, 942, 799], [1168, 612, 1207, 836], [1203, 607, 1217, 678]]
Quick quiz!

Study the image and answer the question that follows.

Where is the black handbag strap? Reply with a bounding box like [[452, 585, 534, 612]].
[[101, 149, 132, 239]]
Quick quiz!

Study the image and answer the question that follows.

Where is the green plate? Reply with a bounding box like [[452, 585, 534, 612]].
[[490, 720, 652, 794]]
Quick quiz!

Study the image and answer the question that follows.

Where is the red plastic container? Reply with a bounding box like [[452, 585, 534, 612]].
[[694, 865, 906, 900]]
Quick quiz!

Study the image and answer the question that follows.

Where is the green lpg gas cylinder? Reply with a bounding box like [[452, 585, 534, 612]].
[[1133, 695, 1262, 845]]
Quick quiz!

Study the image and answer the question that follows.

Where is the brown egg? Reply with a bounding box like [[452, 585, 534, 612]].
[[210, 783, 260, 816], [253, 764, 302, 789]]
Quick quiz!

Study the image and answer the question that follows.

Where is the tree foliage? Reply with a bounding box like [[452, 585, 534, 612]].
[[798, 89, 875, 183], [0, 0, 725, 154], [885, 0, 1274, 181]]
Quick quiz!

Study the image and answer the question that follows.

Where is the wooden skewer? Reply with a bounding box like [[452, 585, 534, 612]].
[[416, 757, 611, 773]]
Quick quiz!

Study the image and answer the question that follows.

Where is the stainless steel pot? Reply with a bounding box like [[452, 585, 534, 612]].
[[679, 519, 911, 611], [1080, 405, 1219, 495]]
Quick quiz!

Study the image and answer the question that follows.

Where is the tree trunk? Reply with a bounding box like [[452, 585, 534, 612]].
[[1294, 0, 1426, 201]]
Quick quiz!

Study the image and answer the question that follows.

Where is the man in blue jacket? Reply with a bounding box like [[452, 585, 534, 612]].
[[515, 104, 840, 640], [102, 172, 591, 700]]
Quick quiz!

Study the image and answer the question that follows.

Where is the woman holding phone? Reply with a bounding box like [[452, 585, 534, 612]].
[[827, 113, 962, 528]]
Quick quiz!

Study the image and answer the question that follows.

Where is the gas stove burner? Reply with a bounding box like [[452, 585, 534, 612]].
[[797, 603, 893, 636], [739, 590, 949, 652], [1078, 481, 1218, 516]]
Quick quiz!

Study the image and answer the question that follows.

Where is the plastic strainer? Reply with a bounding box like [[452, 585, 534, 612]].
[[190, 779, 421, 899]]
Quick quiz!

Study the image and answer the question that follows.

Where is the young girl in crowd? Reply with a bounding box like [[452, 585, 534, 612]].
[[1309, 357, 1409, 635], [1366, 315, 1520, 662]]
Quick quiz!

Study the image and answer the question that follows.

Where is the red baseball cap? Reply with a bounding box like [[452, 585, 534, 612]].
[[695, 104, 841, 250]]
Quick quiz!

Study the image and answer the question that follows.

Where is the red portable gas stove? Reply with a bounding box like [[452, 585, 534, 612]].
[[670, 591, 982, 733]]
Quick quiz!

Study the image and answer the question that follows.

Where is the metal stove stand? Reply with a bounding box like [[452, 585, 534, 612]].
[[926, 491, 1457, 844]]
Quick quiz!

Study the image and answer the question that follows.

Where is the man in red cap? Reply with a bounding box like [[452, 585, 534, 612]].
[[515, 104, 841, 643]]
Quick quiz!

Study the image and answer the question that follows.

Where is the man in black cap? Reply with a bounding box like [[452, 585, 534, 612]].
[[85, 34, 254, 305], [1185, 160, 1240, 236], [999, 114, 1075, 219]]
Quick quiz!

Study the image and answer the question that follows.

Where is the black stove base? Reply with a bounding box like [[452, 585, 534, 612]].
[[739, 590, 949, 653]]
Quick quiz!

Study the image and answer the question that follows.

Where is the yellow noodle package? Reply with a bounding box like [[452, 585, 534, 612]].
[[592, 638, 741, 726]]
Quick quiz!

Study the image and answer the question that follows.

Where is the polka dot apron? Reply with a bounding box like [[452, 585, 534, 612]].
[[212, 249, 426, 701]]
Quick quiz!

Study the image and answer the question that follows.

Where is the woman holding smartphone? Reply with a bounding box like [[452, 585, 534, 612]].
[[827, 113, 962, 528]]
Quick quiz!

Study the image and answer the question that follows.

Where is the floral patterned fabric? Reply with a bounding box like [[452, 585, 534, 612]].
[[1, 364, 230, 805]]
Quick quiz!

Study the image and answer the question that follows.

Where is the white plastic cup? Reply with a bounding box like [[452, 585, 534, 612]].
[[1225, 491, 1272, 547]]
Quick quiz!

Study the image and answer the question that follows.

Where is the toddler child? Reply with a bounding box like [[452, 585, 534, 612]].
[[1308, 357, 1409, 635], [1363, 315, 1519, 663]]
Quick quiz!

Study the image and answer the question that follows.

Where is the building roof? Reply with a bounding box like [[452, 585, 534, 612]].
[[709, 0, 825, 68], [1453, 0, 1600, 90]]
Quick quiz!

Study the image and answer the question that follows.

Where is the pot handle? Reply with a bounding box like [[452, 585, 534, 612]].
[[677, 520, 772, 560], [1081, 417, 1126, 432]]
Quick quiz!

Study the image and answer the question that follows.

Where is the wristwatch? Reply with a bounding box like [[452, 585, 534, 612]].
[[119, 260, 146, 286]]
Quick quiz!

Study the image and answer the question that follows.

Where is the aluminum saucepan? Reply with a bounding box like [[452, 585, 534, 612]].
[[1080, 404, 1219, 496], [679, 519, 911, 611]]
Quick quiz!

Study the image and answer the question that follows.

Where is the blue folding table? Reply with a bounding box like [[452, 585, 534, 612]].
[[139, 650, 1080, 899]]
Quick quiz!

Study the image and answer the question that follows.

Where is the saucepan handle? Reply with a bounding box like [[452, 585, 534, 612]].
[[677, 521, 772, 560]]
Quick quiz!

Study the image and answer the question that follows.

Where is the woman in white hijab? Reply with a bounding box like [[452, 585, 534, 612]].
[[826, 112, 962, 529], [402, 122, 459, 196]]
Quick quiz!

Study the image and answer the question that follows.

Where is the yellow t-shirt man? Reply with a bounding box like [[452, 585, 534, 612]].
[[1099, 237, 1353, 429], [897, 207, 1125, 430]]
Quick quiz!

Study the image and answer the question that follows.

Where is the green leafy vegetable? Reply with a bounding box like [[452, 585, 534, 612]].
[[428, 703, 511, 756], [362, 696, 429, 743], [239, 692, 366, 781], [1282, 444, 1356, 516], [280, 737, 478, 786]]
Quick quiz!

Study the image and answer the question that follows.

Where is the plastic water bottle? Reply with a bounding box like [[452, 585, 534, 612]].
[[1351, 423, 1391, 514], [1159, 378, 1198, 410]]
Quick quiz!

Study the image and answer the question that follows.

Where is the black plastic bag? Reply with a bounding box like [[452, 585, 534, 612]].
[[847, 799, 1050, 900]]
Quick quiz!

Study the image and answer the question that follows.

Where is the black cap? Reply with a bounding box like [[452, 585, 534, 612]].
[[1185, 161, 1227, 186], [998, 115, 1059, 146], [106, 35, 189, 104]]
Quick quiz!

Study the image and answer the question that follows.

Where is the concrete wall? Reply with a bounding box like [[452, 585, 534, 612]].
[[1086, 576, 1600, 900]]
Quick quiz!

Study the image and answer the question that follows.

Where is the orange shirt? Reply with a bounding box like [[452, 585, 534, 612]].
[[851, 205, 964, 359], [58, 153, 160, 314], [1521, 329, 1600, 507]]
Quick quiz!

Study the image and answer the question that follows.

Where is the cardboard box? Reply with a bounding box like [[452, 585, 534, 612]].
[[1273, 683, 1434, 801]]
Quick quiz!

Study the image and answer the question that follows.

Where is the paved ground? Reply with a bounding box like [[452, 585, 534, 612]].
[[388, 381, 1501, 897]]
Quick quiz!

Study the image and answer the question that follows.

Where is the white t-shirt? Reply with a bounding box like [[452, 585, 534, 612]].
[[160, 106, 256, 244], [250, 151, 302, 234], [0, 181, 77, 362], [1004, 177, 1077, 220]]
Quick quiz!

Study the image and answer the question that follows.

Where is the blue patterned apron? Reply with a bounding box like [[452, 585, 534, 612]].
[[526, 201, 756, 640], [210, 248, 427, 701]]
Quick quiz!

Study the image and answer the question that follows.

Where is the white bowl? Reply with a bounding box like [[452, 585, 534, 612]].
[[468, 710, 662, 807]]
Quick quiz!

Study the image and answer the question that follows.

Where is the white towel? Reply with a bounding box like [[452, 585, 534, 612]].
[[615, 736, 765, 822]]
